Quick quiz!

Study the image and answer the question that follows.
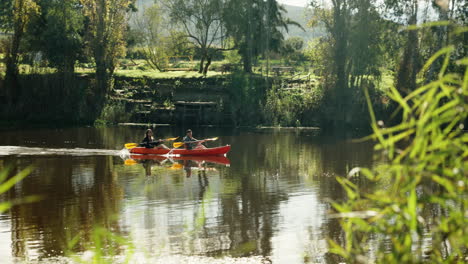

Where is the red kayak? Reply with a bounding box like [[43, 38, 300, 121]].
[[129, 145, 231, 156], [130, 154, 230, 166]]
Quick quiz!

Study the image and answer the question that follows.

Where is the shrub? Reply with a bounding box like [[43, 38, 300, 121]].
[[96, 101, 131, 125]]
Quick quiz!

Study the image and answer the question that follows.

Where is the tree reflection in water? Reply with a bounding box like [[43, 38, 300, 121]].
[[0, 127, 381, 263]]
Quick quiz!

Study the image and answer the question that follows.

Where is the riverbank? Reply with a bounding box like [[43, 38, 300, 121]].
[[0, 71, 390, 130]]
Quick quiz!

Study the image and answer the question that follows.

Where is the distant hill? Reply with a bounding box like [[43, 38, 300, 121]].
[[281, 4, 325, 41]]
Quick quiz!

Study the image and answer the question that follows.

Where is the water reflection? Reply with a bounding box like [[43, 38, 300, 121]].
[[0, 126, 376, 263], [126, 155, 230, 177], [0, 156, 126, 262]]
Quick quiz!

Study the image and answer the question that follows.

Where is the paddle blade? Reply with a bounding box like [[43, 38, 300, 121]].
[[125, 143, 138, 149], [169, 163, 183, 170], [207, 137, 218, 141], [173, 142, 184, 148], [124, 159, 138, 165], [164, 137, 178, 141]]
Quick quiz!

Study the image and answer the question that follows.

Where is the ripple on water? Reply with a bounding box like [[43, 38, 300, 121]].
[[15, 255, 269, 264], [0, 146, 120, 157]]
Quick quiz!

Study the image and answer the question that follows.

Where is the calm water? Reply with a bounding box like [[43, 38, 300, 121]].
[[0, 126, 375, 264]]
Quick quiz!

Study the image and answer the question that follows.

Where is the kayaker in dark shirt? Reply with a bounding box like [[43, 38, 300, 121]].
[[183, 129, 206, 150], [141, 129, 169, 149]]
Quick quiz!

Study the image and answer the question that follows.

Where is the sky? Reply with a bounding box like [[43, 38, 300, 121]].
[[277, 0, 309, 7]]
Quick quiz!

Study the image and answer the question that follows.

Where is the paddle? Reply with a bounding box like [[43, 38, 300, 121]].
[[172, 137, 218, 148], [124, 137, 178, 149]]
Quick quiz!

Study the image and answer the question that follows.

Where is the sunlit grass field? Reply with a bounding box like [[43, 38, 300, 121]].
[[0, 55, 389, 91]]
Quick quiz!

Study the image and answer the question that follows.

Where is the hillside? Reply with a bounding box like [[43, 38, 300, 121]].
[[281, 4, 325, 40]]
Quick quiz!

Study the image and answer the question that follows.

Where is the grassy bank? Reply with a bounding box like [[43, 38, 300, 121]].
[[0, 56, 394, 129]]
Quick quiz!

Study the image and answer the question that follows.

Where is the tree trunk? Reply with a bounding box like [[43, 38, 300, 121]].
[[242, 52, 252, 73], [427, 4, 448, 82], [332, 0, 349, 128], [203, 56, 212, 75], [396, 1, 419, 96], [5, 28, 23, 105], [94, 1, 110, 112], [199, 55, 205, 74], [243, 8, 253, 74], [96, 66, 108, 100]]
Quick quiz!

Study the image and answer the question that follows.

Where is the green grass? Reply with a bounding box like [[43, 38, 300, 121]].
[[114, 69, 223, 79], [1, 55, 312, 80]]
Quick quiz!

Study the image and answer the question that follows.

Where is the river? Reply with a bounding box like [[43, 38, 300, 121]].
[[0, 126, 375, 263]]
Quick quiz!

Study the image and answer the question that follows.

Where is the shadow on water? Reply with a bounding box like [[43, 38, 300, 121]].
[[0, 126, 378, 263]]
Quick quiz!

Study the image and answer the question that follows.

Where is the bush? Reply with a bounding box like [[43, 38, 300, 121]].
[[263, 80, 324, 127], [96, 101, 131, 125], [225, 72, 268, 126]]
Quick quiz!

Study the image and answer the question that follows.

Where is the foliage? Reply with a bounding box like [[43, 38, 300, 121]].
[[0, 166, 39, 213], [281, 36, 306, 64], [67, 226, 135, 264], [80, 0, 133, 103], [223, 0, 302, 73], [132, 3, 169, 71], [223, 39, 242, 65], [96, 101, 131, 125], [2, 0, 40, 104], [225, 72, 267, 126], [263, 80, 323, 127], [0, 0, 13, 32], [304, 37, 332, 78], [25, 0, 85, 73], [309, 0, 391, 129], [329, 32, 468, 263]]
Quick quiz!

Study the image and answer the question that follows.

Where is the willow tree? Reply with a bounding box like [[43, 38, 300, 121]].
[[223, 0, 299, 73], [0, 0, 39, 105], [80, 0, 133, 105]]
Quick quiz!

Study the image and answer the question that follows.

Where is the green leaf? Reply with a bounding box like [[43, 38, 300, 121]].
[[432, 175, 455, 195], [0, 166, 33, 195], [407, 189, 417, 232], [417, 46, 454, 79], [405, 21, 451, 31]]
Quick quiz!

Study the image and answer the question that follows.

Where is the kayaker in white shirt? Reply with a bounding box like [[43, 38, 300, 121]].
[[183, 129, 206, 150]]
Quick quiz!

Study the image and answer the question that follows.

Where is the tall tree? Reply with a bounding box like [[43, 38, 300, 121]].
[[310, 0, 351, 127], [224, 0, 298, 73], [165, 0, 226, 75], [310, 0, 389, 127], [426, 0, 466, 79], [1, 0, 40, 105], [347, 0, 384, 88], [80, 0, 133, 105], [382, 0, 421, 95]]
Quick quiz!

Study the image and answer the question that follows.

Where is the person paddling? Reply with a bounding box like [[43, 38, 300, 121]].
[[183, 129, 206, 150], [141, 129, 169, 149]]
